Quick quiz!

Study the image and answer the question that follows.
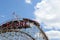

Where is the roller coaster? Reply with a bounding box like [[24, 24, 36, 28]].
[[0, 13, 48, 40]]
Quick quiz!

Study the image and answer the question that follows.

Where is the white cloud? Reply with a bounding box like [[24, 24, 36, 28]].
[[34, 0, 60, 30], [25, 0, 31, 4], [35, 30, 60, 40], [45, 30, 60, 40]]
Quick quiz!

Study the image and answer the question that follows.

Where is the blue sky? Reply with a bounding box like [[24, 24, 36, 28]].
[[0, 0, 60, 40], [0, 0, 41, 24]]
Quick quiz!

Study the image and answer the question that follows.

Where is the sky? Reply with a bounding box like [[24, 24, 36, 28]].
[[0, 0, 60, 40]]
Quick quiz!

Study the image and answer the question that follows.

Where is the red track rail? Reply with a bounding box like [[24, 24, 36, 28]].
[[0, 18, 40, 29]]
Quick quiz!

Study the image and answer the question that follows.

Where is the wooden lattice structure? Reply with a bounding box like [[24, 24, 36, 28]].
[[0, 18, 48, 40]]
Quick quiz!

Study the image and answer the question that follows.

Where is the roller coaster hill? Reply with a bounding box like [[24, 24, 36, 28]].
[[0, 13, 48, 40], [0, 18, 40, 30]]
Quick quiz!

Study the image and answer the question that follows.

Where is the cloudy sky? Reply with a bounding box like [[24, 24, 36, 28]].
[[0, 0, 60, 40]]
